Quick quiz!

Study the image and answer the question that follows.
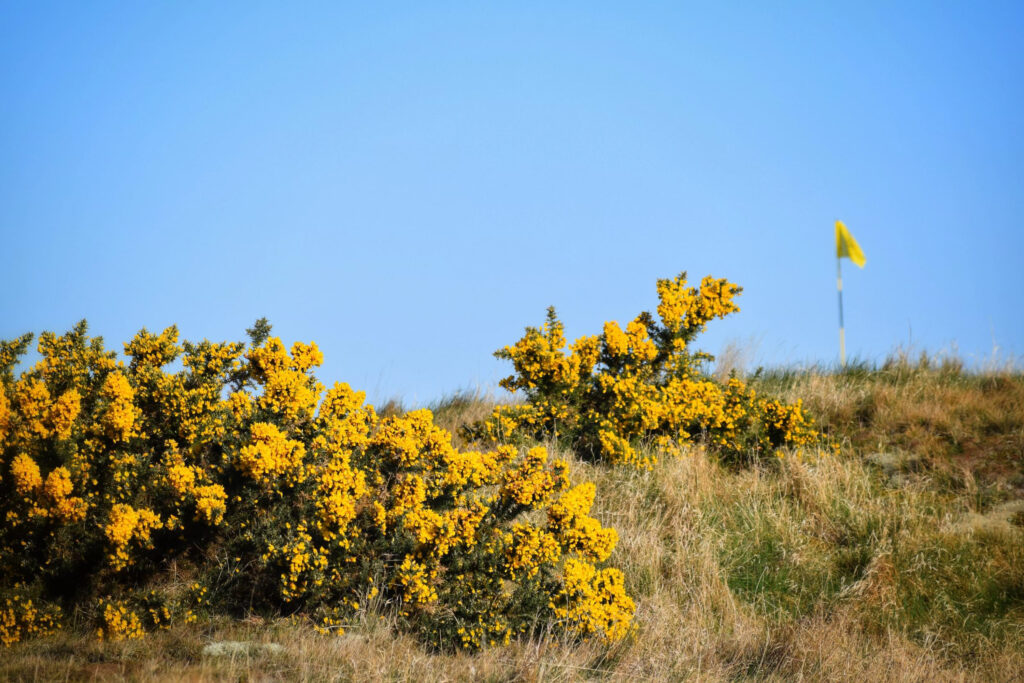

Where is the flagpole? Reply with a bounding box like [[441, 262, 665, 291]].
[[837, 256, 845, 366]]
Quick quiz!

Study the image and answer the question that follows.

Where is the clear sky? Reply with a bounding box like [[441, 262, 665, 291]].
[[2, 2, 1022, 404]]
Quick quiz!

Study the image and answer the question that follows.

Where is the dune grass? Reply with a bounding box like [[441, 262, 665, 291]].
[[751, 353, 1024, 493], [3, 362, 1023, 682]]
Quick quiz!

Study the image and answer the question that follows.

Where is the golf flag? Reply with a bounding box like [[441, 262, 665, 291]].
[[834, 219, 865, 366], [835, 220, 866, 267]]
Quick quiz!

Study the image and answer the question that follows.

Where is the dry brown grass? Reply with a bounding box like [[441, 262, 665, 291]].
[[755, 359, 1024, 494], [4, 365, 1024, 682]]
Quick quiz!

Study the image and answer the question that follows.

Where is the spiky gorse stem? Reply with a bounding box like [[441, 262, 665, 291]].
[[467, 273, 818, 467], [0, 321, 633, 650]]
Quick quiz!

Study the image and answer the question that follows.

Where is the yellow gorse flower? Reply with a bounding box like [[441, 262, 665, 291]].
[[547, 483, 618, 562], [0, 595, 61, 646], [10, 454, 42, 496], [100, 372, 137, 442], [0, 387, 11, 443], [124, 326, 180, 370], [236, 422, 306, 485], [499, 446, 569, 508], [13, 378, 51, 441], [554, 559, 635, 644], [49, 389, 81, 440], [504, 523, 561, 579], [193, 484, 227, 525], [97, 601, 144, 641], [42, 466, 87, 523], [103, 503, 161, 569]]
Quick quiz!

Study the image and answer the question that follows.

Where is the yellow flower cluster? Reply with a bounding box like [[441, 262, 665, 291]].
[[97, 601, 144, 641], [248, 338, 323, 423], [193, 484, 227, 525], [100, 372, 137, 442], [227, 390, 254, 422], [409, 500, 489, 558], [0, 595, 61, 647], [6, 455, 88, 523], [371, 409, 451, 470], [313, 462, 364, 541], [496, 309, 595, 397], [603, 321, 630, 357], [504, 524, 560, 579], [182, 339, 245, 378], [236, 422, 306, 486], [547, 483, 618, 562], [104, 504, 161, 570], [554, 559, 635, 644], [42, 466, 87, 523], [396, 556, 438, 606], [657, 273, 740, 335], [499, 446, 569, 507], [762, 398, 816, 446], [471, 272, 818, 466], [290, 340, 324, 373], [124, 326, 180, 369], [160, 441, 227, 525], [317, 382, 377, 451], [12, 378, 52, 441], [49, 389, 81, 440], [134, 590, 173, 631], [455, 615, 514, 650], [0, 387, 10, 444], [31, 324, 118, 388], [165, 462, 195, 494], [10, 453, 41, 496], [266, 524, 330, 601]]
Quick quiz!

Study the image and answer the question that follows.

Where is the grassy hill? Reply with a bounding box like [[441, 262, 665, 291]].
[[3, 358, 1023, 682]]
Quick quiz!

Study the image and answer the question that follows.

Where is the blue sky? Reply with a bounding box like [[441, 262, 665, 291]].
[[2, 2, 1022, 403]]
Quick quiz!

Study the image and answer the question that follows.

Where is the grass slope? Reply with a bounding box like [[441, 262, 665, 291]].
[[3, 361, 1023, 682]]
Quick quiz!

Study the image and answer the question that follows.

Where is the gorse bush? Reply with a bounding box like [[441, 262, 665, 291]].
[[467, 273, 817, 468], [0, 321, 634, 649]]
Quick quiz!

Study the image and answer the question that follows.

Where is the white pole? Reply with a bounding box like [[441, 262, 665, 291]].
[[837, 256, 845, 366]]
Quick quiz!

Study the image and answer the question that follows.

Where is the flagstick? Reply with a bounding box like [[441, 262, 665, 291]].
[[837, 256, 845, 366]]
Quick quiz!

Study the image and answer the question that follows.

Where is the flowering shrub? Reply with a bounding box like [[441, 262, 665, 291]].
[[467, 273, 817, 467], [0, 591, 61, 646], [97, 600, 144, 641], [0, 320, 633, 649]]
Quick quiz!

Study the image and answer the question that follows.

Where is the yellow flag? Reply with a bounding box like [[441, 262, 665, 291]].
[[835, 220, 866, 268]]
